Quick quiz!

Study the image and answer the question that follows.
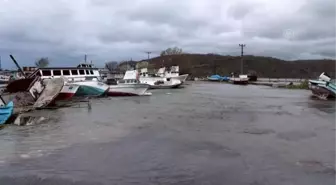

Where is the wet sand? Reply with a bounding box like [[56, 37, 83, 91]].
[[0, 82, 335, 185]]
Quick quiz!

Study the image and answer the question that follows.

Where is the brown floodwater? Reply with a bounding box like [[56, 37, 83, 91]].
[[0, 82, 335, 185]]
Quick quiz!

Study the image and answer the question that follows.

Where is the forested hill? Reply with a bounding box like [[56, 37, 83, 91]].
[[138, 54, 335, 79]]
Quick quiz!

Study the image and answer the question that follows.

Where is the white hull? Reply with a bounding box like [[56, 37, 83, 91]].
[[0, 75, 10, 84], [149, 83, 182, 89], [108, 84, 149, 96], [60, 84, 80, 94], [170, 74, 189, 82], [139, 77, 182, 89], [71, 81, 109, 96]]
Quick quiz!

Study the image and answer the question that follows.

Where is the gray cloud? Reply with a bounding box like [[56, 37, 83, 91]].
[[0, 0, 335, 69]]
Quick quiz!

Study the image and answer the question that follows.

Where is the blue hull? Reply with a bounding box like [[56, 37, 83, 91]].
[[208, 75, 229, 82], [75, 85, 107, 97], [0, 101, 14, 125]]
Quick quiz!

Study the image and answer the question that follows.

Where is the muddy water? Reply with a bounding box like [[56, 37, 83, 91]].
[[0, 82, 334, 185]]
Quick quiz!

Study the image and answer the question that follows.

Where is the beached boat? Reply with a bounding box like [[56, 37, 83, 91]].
[[54, 84, 80, 101], [28, 64, 108, 97], [0, 74, 10, 84], [309, 73, 336, 100], [207, 75, 229, 82], [0, 96, 14, 125], [139, 68, 183, 89], [229, 74, 249, 85], [163, 66, 189, 83], [107, 70, 149, 96], [33, 78, 65, 108]]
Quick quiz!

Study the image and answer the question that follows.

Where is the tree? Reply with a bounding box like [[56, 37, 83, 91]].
[[35, 57, 49, 68], [105, 61, 118, 71], [160, 47, 183, 56]]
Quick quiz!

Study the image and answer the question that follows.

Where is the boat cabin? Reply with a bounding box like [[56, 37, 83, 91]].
[[118, 79, 140, 84], [165, 66, 180, 77], [118, 70, 140, 84], [28, 67, 102, 82], [77, 63, 95, 68]]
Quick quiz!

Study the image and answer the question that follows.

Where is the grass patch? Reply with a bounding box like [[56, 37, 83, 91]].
[[285, 80, 309, 89]]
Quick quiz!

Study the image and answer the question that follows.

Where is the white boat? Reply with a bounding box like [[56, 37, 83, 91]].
[[139, 68, 182, 89], [229, 74, 249, 85], [107, 70, 149, 96], [163, 66, 189, 83], [28, 64, 108, 97], [0, 75, 10, 84]]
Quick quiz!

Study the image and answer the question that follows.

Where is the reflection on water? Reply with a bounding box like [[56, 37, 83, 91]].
[[305, 97, 336, 114]]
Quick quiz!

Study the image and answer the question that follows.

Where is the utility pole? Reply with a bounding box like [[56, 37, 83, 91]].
[[239, 44, 246, 74], [145, 52, 152, 60]]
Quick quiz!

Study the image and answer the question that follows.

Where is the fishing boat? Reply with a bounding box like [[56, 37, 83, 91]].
[[0, 96, 14, 125], [207, 74, 229, 82], [28, 64, 108, 97], [107, 70, 149, 96], [0, 74, 10, 84], [229, 74, 249, 85], [163, 66, 189, 83], [309, 73, 336, 100], [139, 68, 183, 89]]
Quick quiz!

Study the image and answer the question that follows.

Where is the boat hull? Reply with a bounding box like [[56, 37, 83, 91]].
[[232, 80, 249, 85], [309, 80, 336, 99], [73, 81, 109, 97], [230, 76, 249, 85], [54, 84, 80, 101], [149, 83, 182, 89], [207, 78, 221, 81], [0, 101, 14, 125], [171, 74, 189, 83], [33, 78, 65, 108], [107, 84, 149, 96]]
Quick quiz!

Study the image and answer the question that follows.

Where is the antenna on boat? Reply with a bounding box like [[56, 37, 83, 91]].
[[84, 54, 87, 63], [0, 56, 2, 70], [239, 44, 246, 74]]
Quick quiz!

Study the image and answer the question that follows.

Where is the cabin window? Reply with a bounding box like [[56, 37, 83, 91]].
[[71, 70, 78, 75], [42, 70, 52, 76], [79, 70, 85, 75], [63, 70, 70, 76], [53, 70, 61, 76], [90, 70, 94, 75], [85, 70, 90, 75]]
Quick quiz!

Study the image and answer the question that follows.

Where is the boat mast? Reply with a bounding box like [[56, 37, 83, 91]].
[[239, 44, 246, 74], [9, 55, 26, 78]]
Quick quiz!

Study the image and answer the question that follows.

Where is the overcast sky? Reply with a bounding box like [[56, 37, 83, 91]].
[[0, 0, 335, 69]]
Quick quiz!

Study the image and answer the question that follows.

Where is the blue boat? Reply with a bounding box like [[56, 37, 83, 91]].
[[0, 101, 14, 125], [207, 75, 229, 82]]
